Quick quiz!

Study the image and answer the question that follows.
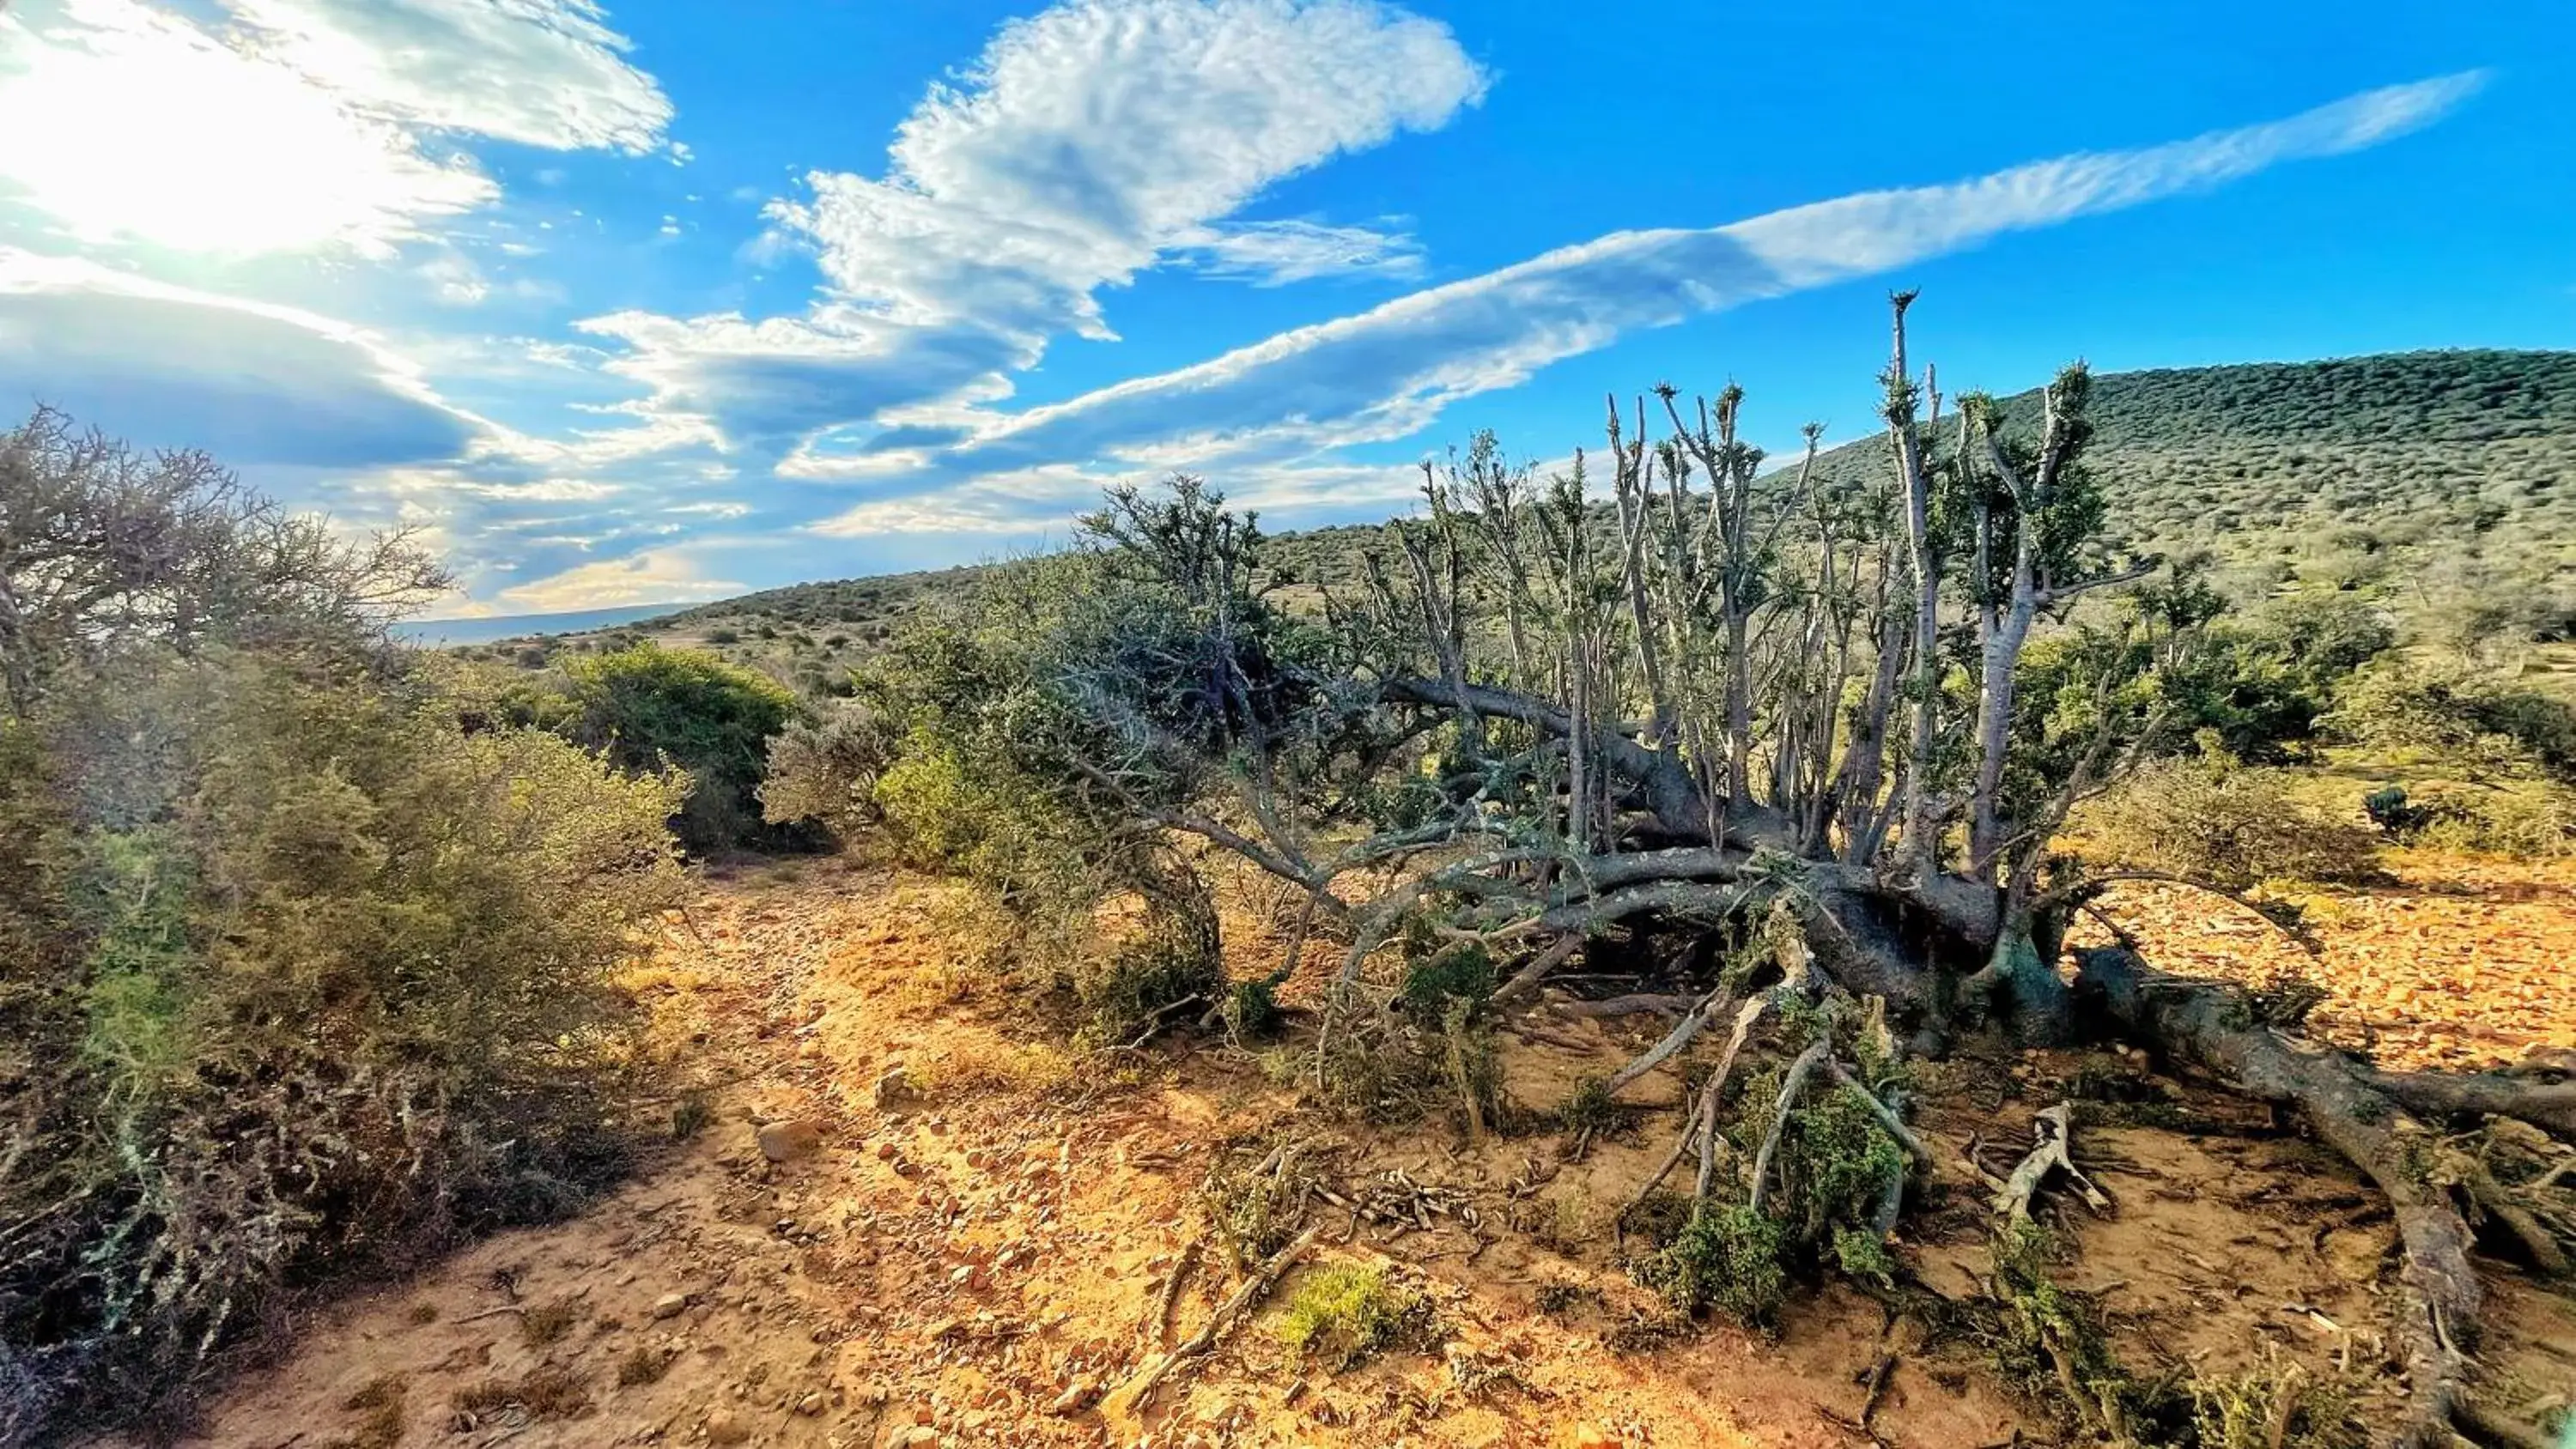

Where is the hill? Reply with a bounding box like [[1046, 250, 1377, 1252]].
[[452, 349, 2576, 688], [1798, 348, 2576, 634], [393, 601, 690, 646]]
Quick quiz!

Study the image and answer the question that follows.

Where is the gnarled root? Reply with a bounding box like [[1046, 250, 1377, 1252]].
[[2072, 947, 2481, 1449]]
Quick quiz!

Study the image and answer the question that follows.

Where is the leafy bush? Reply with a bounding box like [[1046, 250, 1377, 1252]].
[[2327, 667, 2576, 784], [758, 704, 893, 845], [1273, 1264, 1435, 1370], [2081, 757, 2379, 888], [0, 651, 683, 1439], [1634, 1203, 1789, 1327], [565, 643, 803, 850]]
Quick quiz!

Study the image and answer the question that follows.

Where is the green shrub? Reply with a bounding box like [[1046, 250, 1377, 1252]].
[[565, 643, 803, 850], [1224, 978, 1281, 1040], [0, 651, 683, 1438], [1273, 1265, 1435, 1370], [1634, 1203, 1789, 1326], [758, 705, 893, 846], [1076, 876, 1224, 1046], [2082, 757, 2379, 888], [2399, 782, 2576, 857], [1398, 939, 1495, 1019]]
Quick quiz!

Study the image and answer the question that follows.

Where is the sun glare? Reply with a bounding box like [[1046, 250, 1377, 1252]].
[[0, 0, 493, 256]]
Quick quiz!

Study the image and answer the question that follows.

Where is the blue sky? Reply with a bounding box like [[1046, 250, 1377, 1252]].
[[0, 1, 2567, 615]]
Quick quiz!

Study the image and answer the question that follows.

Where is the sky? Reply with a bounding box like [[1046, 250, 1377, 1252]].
[[0, 2, 2568, 616]]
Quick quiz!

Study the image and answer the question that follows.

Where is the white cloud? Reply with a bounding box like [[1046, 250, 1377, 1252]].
[[0, 0, 671, 258], [0, 248, 488, 465], [419, 252, 492, 306], [1174, 218, 1425, 286], [495, 547, 744, 610], [225, 0, 671, 152], [913, 71, 2491, 477], [586, 0, 1488, 452]]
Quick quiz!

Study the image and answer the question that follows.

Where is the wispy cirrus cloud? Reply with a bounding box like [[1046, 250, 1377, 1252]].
[[1173, 217, 1427, 286], [871, 70, 2489, 494], [580, 0, 1492, 458]]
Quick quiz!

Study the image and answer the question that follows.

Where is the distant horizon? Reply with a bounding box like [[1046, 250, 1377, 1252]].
[[402, 342, 2576, 633], [6, 1, 2566, 612]]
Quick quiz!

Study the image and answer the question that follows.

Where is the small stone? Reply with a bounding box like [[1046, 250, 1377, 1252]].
[[758, 1119, 824, 1163], [876, 1140, 900, 1161], [872, 1069, 914, 1112], [794, 1391, 829, 1416], [704, 1410, 753, 1445], [651, 1292, 689, 1320], [1575, 1427, 1619, 1449]]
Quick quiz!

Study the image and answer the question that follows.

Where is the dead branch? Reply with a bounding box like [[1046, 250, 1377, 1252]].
[[1748, 1039, 1832, 1216], [1599, 987, 1733, 1100], [1145, 1238, 1205, 1350], [1104, 1226, 1321, 1417], [1990, 1104, 2109, 1222]]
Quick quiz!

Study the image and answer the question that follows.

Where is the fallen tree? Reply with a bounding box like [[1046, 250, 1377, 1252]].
[[827, 296, 2573, 1447]]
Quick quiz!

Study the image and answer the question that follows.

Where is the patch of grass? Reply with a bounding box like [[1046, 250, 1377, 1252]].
[[615, 1345, 675, 1388], [1273, 1264, 1436, 1371], [2191, 1361, 2364, 1449], [1601, 1311, 1693, 1354], [671, 1089, 713, 1140], [1555, 1076, 1625, 1138], [453, 1364, 592, 1422], [1532, 1281, 1599, 1319], [520, 1294, 584, 1348], [324, 1375, 405, 1449]]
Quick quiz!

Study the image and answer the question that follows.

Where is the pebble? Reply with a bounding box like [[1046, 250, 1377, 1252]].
[[704, 1410, 752, 1445], [758, 1119, 824, 1163], [651, 1293, 690, 1320], [872, 1068, 914, 1111]]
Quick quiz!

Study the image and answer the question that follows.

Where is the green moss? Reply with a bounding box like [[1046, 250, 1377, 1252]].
[[1273, 1264, 1436, 1371]]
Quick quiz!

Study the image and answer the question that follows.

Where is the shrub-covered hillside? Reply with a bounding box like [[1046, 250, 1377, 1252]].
[[1798, 349, 2576, 639], [466, 348, 2576, 696]]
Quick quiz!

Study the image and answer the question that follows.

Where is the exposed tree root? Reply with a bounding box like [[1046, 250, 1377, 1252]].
[[2073, 947, 2493, 1449], [2356, 1069, 2576, 1144], [1747, 1040, 1833, 1216], [1599, 986, 1732, 1099]]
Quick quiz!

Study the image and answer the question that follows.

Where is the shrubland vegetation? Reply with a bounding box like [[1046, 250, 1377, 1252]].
[[758, 302, 2573, 1448], [0, 412, 690, 1442], [9, 333, 2572, 1446]]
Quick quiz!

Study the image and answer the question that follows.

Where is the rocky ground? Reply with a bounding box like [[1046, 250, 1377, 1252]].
[[120, 851, 2576, 1449]]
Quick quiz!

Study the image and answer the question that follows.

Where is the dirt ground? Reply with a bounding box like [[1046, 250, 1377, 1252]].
[[116, 851, 2576, 1449]]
